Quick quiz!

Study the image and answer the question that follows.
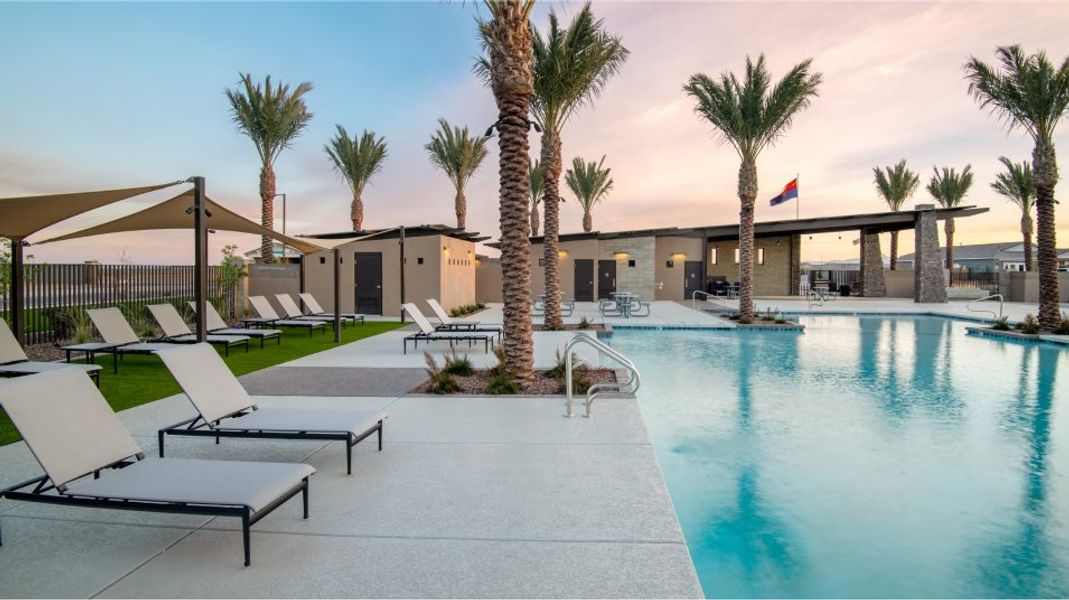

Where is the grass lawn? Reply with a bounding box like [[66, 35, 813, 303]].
[[0, 320, 406, 446]]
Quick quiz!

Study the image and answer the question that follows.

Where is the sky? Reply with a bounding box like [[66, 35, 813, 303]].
[[2, 1, 1068, 266]]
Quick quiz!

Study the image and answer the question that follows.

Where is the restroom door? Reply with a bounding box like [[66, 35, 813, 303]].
[[684, 261, 703, 300], [597, 260, 616, 299], [354, 252, 383, 315], [574, 259, 594, 302]]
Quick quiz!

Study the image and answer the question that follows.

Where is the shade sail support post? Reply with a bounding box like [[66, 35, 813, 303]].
[[192, 176, 208, 343], [333, 247, 341, 344], [10, 239, 25, 346], [399, 225, 406, 324]]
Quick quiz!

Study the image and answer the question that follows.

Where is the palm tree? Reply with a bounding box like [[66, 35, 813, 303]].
[[966, 46, 1069, 330], [992, 157, 1036, 271], [425, 118, 489, 230], [476, 0, 537, 381], [324, 126, 388, 231], [926, 165, 974, 273], [873, 160, 920, 270], [225, 74, 313, 262], [529, 3, 628, 329], [565, 155, 614, 232], [684, 56, 821, 322], [529, 159, 544, 237]]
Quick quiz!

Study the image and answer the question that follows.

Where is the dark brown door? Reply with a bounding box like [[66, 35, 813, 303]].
[[574, 259, 594, 302], [598, 260, 616, 299], [684, 261, 703, 300], [354, 252, 383, 315]]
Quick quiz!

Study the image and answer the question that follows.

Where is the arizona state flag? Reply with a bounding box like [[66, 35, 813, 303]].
[[769, 178, 799, 206]]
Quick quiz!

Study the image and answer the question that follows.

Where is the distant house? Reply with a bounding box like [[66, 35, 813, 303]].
[[243, 241, 302, 264], [897, 242, 1069, 272]]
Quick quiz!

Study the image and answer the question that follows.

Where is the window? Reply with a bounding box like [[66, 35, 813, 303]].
[[538, 258, 546, 266], [710, 248, 718, 265], [666, 260, 674, 268], [734, 249, 740, 264], [417, 257, 424, 265], [319, 257, 326, 264], [758, 248, 766, 265], [628, 259, 636, 268]]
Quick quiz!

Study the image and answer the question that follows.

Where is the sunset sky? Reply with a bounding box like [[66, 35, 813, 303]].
[[2, 1, 1068, 265]]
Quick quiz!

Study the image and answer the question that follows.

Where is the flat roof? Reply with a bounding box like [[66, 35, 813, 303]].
[[300, 224, 490, 243]]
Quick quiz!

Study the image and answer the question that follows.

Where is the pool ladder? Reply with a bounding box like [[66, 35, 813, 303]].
[[966, 294, 1004, 321], [807, 289, 826, 309], [563, 333, 641, 418]]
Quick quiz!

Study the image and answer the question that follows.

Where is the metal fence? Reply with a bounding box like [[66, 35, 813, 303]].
[[950, 270, 1000, 293], [0, 263, 241, 346], [801, 269, 861, 295]]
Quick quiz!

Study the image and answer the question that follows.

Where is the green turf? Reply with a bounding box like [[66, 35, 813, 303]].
[[0, 320, 406, 446]]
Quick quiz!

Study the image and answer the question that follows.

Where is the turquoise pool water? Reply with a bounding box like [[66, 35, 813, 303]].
[[611, 316, 1069, 598]]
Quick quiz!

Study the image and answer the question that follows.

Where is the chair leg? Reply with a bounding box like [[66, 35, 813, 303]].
[[158, 431, 166, 457], [242, 512, 252, 567], [377, 422, 383, 451], [346, 438, 353, 475], [302, 480, 309, 519]]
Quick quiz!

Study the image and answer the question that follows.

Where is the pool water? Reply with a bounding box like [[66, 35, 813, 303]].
[[611, 316, 1069, 598]]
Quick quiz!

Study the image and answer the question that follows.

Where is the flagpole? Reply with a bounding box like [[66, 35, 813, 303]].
[[796, 173, 800, 220]]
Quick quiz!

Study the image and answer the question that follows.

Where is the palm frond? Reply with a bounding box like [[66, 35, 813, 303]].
[[965, 45, 1069, 142], [872, 159, 920, 212], [927, 164, 974, 208], [529, 158, 544, 208], [564, 155, 614, 211], [991, 156, 1035, 211], [426, 118, 489, 191], [225, 73, 313, 166], [324, 126, 388, 197]]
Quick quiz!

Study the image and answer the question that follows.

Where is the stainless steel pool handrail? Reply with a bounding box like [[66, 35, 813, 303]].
[[564, 333, 641, 418], [807, 289, 825, 309], [691, 290, 716, 311], [966, 294, 1004, 321]]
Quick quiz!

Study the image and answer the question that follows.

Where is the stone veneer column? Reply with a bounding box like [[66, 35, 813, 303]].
[[913, 204, 947, 303], [859, 232, 887, 297], [789, 234, 801, 296]]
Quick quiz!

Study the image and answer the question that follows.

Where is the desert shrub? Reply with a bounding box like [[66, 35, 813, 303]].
[[448, 303, 484, 317], [545, 349, 581, 380], [443, 351, 474, 376], [424, 353, 460, 394], [577, 316, 592, 330], [992, 316, 1011, 331], [123, 306, 160, 339], [487, 372, 520, 395], [57, 309, 95, 344], [487, 346, 509, 378], [1017, 314, 1040, 335], [1054, 313, 1069, 335]]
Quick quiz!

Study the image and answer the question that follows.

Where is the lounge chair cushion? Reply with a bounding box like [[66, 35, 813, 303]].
[[120, 342, 177, 353], [216, 408, 386, 437], [68, 458, 314, 514], [165, 333, 250, 344], [0, 361, 101, 375], [273, 294, 308, 319], [0, 369, 142, 486], [0, 319, 29, 364], [213, 327, 280, 338], [86, 308, 141, 345], [155, 344, 255, 423], [146, 304, 193, 338], [248, 296, 282, 320]]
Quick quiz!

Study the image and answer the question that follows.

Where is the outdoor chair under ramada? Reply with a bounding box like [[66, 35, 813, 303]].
[[400, 303, 496, 354], [156, 344, 385, 475], [243, 296, 326, 336], [186, 301, 282, 348], [274, 293, 352, 328], [0, 319, 101, 386], [146, 304, 250, 355], [63, 308, 179, 374], [425, 298, 501, 340], [298, 292, 366, 325], [0, 369, 313, 566]]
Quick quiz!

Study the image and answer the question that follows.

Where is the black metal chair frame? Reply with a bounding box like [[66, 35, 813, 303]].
[[159, 334, 249, 356], [159, 410, 384, 476], [403, 332, 494, 354], [0, 455, 310, 566], [240, 318, 326, 337], [211, 327, 282, 348]]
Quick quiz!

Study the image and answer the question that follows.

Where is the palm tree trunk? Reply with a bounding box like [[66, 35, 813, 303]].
[[582, 210, 592, 232], [531, 201, 540, 237], [1021, 212, 1033, 272], [260, 165, 275, 263], [540, 129, 563, 330], [455, 188, 466, 230], [496, 93, 535, 381], [737, 159, 757, 321], [944, 218, 955, 273], [1033, 141, 1060, 331], [351, 193, 363, 231], [889, 231, 898, 271]]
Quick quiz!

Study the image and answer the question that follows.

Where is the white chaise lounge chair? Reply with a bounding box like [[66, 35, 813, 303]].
[[65, 308, 179, 374], [146, 304, 250, 356], [400, 303, 496, 354], [187, 301, 282, 348], [156, 344, 385, 475], [0, 369, 313, 566], [298, 292, 366, 325], [244, 296, 326, 336], [0, 319, 101, 386], [425, 298, 501, 339], [274, 293, 351, 328]]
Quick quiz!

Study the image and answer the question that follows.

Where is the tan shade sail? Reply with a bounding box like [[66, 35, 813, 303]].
[[0, 182, 181, 241], [36, 188, 324, 254]]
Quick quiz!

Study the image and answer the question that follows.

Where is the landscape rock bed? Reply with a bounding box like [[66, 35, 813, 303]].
[[411, 368, 616, 395]]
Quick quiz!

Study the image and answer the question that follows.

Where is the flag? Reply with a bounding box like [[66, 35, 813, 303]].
[[769, 178, 799, 206]]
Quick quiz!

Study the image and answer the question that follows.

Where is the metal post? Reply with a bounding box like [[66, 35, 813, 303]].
[[192, 176, 208, 342], [398, 225, 406, 323], [333, 248, 341, 343], [10, 239, 25, 346]]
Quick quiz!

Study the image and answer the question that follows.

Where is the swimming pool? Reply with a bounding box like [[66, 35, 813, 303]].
[[611, 316, 1069, 598]]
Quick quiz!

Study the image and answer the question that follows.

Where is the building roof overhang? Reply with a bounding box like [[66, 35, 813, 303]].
[[300, 224, 489, 243]]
